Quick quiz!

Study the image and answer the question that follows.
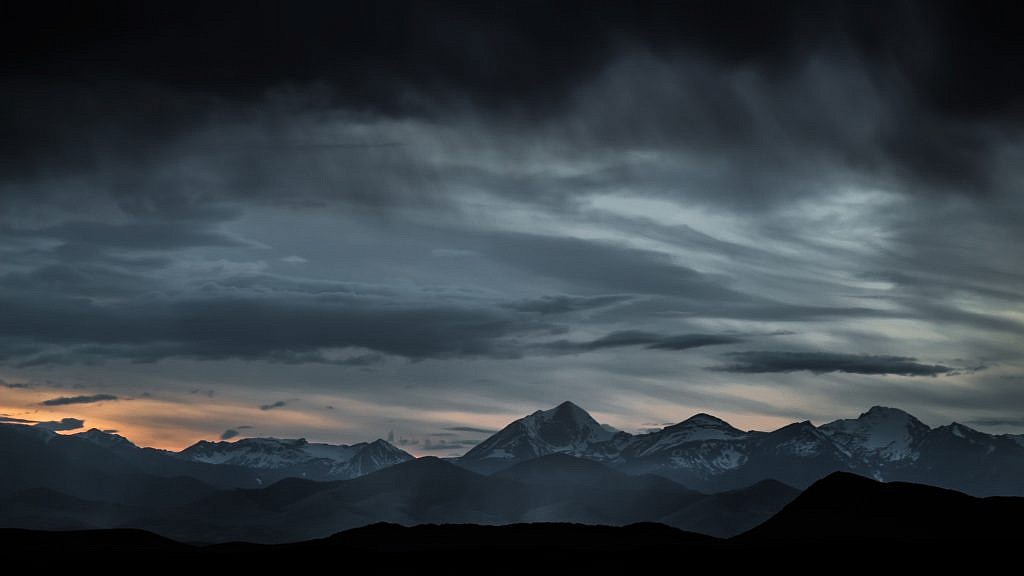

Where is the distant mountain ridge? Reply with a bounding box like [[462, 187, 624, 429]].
[[4, 401, 1024, 499], [458, 402, 1024, 495], [0, 423, 413, 500], [176, 436, 411, 480]]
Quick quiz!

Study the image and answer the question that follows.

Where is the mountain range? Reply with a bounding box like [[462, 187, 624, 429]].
[[458, 401, 1024, 495], [3, 401, 1024, 543]]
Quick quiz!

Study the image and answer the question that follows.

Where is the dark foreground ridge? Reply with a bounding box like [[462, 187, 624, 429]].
[[7, 473, 1024, 571]]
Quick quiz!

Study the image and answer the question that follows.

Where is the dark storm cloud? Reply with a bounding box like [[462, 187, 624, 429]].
[[30, 221, 248, 250], [720, 352, 953, 377], [0, 2, 1022, 433], [543, 330, 742, 355], [0, 415, 36, 424], [968, 417, 1024, 428], [33, 417, 85, 431], [220, 425, 254, 440], [259, 401, 288, 411], [508, 294, 633, 315], [0, 286, 560, 365], [481, 232, 740, 299], [2, 2, 1021, 208], [40, 394, 118, 406], [420, 438, 480, 451], [445, 426, 498, 435]]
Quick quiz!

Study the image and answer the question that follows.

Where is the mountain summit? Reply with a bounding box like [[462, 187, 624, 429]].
[[820, 406, 931, 466], [461, 401, 617, 466]]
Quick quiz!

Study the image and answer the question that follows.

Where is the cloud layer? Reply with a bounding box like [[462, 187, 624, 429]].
[[1, 3, 1022, 446], [41, 394, 118, 407]]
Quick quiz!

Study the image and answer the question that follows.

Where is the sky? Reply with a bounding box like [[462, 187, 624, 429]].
[[1, 2, 1023, 455]]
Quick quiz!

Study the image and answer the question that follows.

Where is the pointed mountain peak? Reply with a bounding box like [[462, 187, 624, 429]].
[[820, 406, 931, 463], [861, 405, 915, 420], [943, 421, 982, 438], [361, 438, 411, 457], [680, 412, 734, 428], [461, 401, 616, 461], [73, 428, 137, 449], [773, 420, 823, 436], [628, 411, 748, 459], [860, 406, 930, 432], [528, 401, 604, 429], [548, 400, 591, 419]]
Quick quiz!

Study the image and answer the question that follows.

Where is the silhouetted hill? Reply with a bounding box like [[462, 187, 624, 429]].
[[1, 527, 186, 552], [309, 521, 714, 551], [744, 471, 1024, 541], [661, 479, 799, 537]]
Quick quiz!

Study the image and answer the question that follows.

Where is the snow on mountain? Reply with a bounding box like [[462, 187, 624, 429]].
[[343, 438, 414, 477], [461, 401, 617, 461], [930, 421, 997, 445], [762, 421, 837, 457], [610, 413, 756, 484], [628, 413, 749, 459], [819, 406, 931, 464], [177, 436, 412, 479]]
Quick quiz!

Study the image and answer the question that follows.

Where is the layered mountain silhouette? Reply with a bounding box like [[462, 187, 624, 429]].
[[6, 475, 1024, 569], [0, 454, 796, 542], [3, 401, 1024, 544]]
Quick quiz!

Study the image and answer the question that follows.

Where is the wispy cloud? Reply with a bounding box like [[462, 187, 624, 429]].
[[220, 425, 253, 440], [719, 352, 953, 377], [41, 394, 118, 406], [445, 426, 498, 435], [33, 417, 85, 431]]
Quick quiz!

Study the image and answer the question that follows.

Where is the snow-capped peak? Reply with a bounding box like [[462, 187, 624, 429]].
[[629, 413, 748, 458], [176, 436, 412, 478], [462, 401, 616, 461], [820, 405, 930, 463]]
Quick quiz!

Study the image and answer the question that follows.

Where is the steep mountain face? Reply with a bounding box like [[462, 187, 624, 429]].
[[176, 437, 412, 480], [733, 422, 850, 490], [894, 423, 1024, 496], [615, 414, 755, 489], [820, 406, 931, 474], [460, 401, 616, 470]]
